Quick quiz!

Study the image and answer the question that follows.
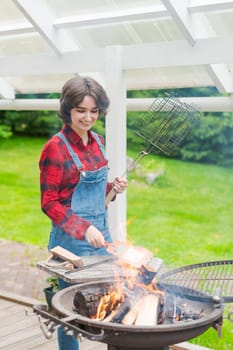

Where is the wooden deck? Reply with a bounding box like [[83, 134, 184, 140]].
[[0, 294, 106, 350], [0, 291, 211, 350]]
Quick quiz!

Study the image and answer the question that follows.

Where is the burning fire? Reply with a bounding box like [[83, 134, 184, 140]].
[[87, 241, 164, 324], [106, 240, 153, 268], [94, 283, 125, 320], [73, 242, 206, 326], [90, 253, 164, 325]]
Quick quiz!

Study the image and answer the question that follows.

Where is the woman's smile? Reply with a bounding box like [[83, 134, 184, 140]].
[[70, 95, 99, 137]]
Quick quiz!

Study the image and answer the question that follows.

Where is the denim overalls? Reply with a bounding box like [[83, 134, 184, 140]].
[[48, 131, 112, 350], [48, 131, 112, 256]]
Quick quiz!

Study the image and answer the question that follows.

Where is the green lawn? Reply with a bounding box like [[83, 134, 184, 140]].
[[127, 154, 233, 266], [0, 136, 50, 246], [0, 136, 233, 350]]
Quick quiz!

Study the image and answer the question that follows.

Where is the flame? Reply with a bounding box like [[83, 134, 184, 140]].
[[93, 283, 125, 320], [106, 240, 153, 268], [92, 265, 164, 322], [92, 240, 164, 322]]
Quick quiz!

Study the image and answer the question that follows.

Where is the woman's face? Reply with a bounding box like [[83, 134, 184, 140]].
[[70, 95, 99, 135]]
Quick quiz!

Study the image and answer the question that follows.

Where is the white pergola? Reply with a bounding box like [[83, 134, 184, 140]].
[[0, 0, 233, 239]]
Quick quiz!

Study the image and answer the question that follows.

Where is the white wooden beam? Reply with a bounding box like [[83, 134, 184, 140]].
[[161, 0, 215, 43], [206, 64, 233, 93], [126, 97, 233, 112], [122, 36, 233, 69], [0, 99, 58, 110], [189, 0, 233, 13], [13, 0, 77, 55], [0, 97, 233, 112], [0, 36, 233, 76], [0, 48, 105, 76], [0, 22, 33, 35], [104, 46, 127, 241], [54, 5, 167, 29], [0, 79, 15, 99], [161, 0, 196, 45]]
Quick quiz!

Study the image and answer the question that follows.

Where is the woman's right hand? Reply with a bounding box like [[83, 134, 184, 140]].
[[85, 225, 105, 248]]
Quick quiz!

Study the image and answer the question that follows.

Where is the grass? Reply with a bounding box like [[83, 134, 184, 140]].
[[0, 136, 233, 350], [127, 154, 233, 266], [0, 136, 49, 246]]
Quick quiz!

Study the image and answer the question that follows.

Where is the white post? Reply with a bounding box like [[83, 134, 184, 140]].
[[104, 46, 127, 241]]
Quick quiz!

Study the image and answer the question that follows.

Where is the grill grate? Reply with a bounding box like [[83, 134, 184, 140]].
[[159, 260, 233, 303]]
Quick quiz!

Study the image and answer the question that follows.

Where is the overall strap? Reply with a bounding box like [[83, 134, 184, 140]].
[[56, 132, 84, 170], [91, 131, 107, 159]]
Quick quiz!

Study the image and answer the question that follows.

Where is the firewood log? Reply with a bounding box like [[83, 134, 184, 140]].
[[110, 298, 131, 323], [121, 298, 143, 325], [50, 246, 83, 267], [73, 286, 109, 318], [134, 293, 160, 326], [103, 307, 121, 323]]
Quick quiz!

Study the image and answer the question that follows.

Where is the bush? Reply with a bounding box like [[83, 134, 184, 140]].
[[179, 112, 233, 167], [0, 108, 105, 139], [0, 110, 62, 137]]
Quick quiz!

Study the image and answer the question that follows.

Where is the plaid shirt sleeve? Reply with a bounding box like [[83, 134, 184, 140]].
[[39, 129, 112, 240]]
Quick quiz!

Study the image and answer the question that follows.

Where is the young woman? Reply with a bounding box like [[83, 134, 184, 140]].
[[39, 76, 128, 350]]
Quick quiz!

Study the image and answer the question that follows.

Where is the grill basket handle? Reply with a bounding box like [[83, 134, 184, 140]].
[[33, 304, 105, 341]]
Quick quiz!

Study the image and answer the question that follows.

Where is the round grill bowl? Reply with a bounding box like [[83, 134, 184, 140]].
[[52, 279, 223, 349]]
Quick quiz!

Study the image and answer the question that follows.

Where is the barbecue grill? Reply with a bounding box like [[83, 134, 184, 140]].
[[34, 279, 223, 350], [33, 257, 233, 350]]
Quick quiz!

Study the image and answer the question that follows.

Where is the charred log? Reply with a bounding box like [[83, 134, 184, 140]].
[[73, 285, 110, 318], [111, 297, 131, 323]]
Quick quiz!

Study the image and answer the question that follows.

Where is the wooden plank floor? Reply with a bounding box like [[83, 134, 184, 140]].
[[0, 298, 106, 350]]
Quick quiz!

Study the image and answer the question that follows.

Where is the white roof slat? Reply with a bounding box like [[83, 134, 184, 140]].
[[0, 0, 26, 22], [46, 0, 163, 18], [188, 0, 233, 13], [53, 5, 168, 30], [161, 0, 196, 45], [13, 0, 78, 55], [0, 32, 51, 56], [206, 64, 233, 93], [5, 74, 73, 94], [0, 22, 33, 35]]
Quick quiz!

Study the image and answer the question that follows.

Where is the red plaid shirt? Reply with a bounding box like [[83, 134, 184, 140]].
[[39, 125, 113, 240]]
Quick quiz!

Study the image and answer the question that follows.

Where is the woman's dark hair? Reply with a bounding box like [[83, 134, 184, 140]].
[[58, 76, 110, 124]]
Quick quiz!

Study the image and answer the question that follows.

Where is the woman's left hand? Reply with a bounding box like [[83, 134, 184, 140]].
[[113, 177, 128, 194]]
